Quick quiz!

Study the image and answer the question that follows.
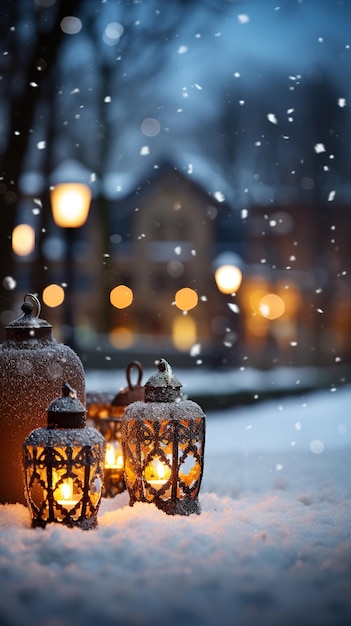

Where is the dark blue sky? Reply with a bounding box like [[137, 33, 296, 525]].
[[6, 0, 351, 208]]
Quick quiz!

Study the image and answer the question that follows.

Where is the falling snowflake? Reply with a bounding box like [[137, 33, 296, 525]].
[[314, 143, 326, 153], [267, 113, 278, 124], [37, 141, 46, 150], [2, 276, 16, 290], [328, 190, 336, 202], [227, 303, 240, 314], [338, 98, 347, 107], [178, 45, 188, 54], [190, 343, 201, 357], [214, 191, 225, 202], [238, 14, 250, 24], [140, 146, 150, 156]]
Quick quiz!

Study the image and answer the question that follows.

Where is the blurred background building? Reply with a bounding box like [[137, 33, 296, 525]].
[[1, 0, 351, 371]]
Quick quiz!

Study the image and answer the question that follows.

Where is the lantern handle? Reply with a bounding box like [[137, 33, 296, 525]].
[[24, 293, 41, 318], [126, 360, 143, 389]]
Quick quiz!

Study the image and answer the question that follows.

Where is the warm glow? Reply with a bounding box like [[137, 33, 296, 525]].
[[109, 326, 135, 349], [110, 285, 133, 309], [214, 264, 243, 294], [249, 289, 269, 314], [145, 458, 171, 486], [55, 477, 79, 507], [277, 281, 301, 318], [61, 482, 72, 500], [259, 293, 285, 320], [175, 287, 198, 311], [172, 315, 197, 351], [42, 284, 65, 308], [105, 442, 123, 469], [12, 224, 35, 256], [50, 183, 91, 228]]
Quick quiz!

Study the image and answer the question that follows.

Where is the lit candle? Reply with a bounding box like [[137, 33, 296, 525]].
[[56, 478, 79, 508], [145, 458, 171, 487], [105, 441, 124, 469]]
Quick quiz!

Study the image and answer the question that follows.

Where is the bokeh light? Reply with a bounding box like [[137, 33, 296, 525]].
[[172, 315, 197, 351], [214, 264, 242, 294], [50, 183, 91, 228], [42, 284, 65, 308], [110, 285, 133, 309], [174, 287, 198, 311], [12, 224, 35, 257], [109, 326, 135, 349], [259, 293, 285, 320]]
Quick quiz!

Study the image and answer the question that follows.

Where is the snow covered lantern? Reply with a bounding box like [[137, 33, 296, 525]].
[[87, 361, 144, 498], [23, 383, 105, 530], [121, 358, 206, 516], [0, 294, 86, 505]]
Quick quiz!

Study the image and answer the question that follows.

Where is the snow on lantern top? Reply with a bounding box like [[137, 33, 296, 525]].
[[5, 294, 52, 342], [47, 383, 86, 429], [144, 358, 183, 403]]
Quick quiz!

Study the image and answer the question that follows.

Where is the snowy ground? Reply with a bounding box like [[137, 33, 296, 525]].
[[0, 380, 350, 626]]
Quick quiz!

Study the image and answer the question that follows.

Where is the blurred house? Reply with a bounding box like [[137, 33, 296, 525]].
[[100, 161, 244, 369], [8, 161, 351, 372]]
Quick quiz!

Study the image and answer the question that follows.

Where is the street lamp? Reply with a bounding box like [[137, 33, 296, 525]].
[[50, 183, 92, 228], [50, 181, 92, 348], [213, 252, 243, 294]]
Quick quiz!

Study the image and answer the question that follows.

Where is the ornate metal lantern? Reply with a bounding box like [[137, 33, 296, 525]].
[[87, 361, 144, 498], [23, 383, 105, 530], [0, 294, 85, 505], [121, 358, 206, 516]]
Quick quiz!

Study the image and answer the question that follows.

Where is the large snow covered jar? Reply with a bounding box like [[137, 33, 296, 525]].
[[0, 294, 85, 505]]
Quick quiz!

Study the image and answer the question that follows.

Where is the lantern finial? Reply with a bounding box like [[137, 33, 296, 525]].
[[62, 382, 77, 399], [144, 358, 182, 403]]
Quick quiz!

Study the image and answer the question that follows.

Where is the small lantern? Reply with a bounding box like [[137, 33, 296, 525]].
[[87, 361, 144, 498], [23, 383, 105, 530], [121, 358, 206, 516], [0, 294, 85, 505]]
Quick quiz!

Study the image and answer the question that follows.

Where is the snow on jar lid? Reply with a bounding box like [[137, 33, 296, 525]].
[[144, 358, 183, 403], [5, 293, 52, 341]]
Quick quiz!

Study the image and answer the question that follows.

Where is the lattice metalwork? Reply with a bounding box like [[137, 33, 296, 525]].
[[86, 362, 144, 498], [121, 359, 206, 516], [23, 383, 105, 529]]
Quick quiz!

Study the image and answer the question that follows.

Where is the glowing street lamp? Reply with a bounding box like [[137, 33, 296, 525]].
[[50, 183, 92, 228], [49, 181, 92, 348], [213, 253, 243, 294]]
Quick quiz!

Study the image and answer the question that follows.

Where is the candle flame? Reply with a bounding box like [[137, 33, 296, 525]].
[[61, 481, 72, 501], [105, 442, 124, 469]]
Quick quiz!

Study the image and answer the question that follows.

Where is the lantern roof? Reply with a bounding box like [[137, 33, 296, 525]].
[[6, 299, 51, 329], [47, 383, 86, 429], [144, 358, 182, 403]]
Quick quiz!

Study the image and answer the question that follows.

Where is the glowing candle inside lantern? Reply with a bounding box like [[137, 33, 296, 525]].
[[56, 478, 79, 507], [105, 441, 123, 469], [145, 458, 171, 487]]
